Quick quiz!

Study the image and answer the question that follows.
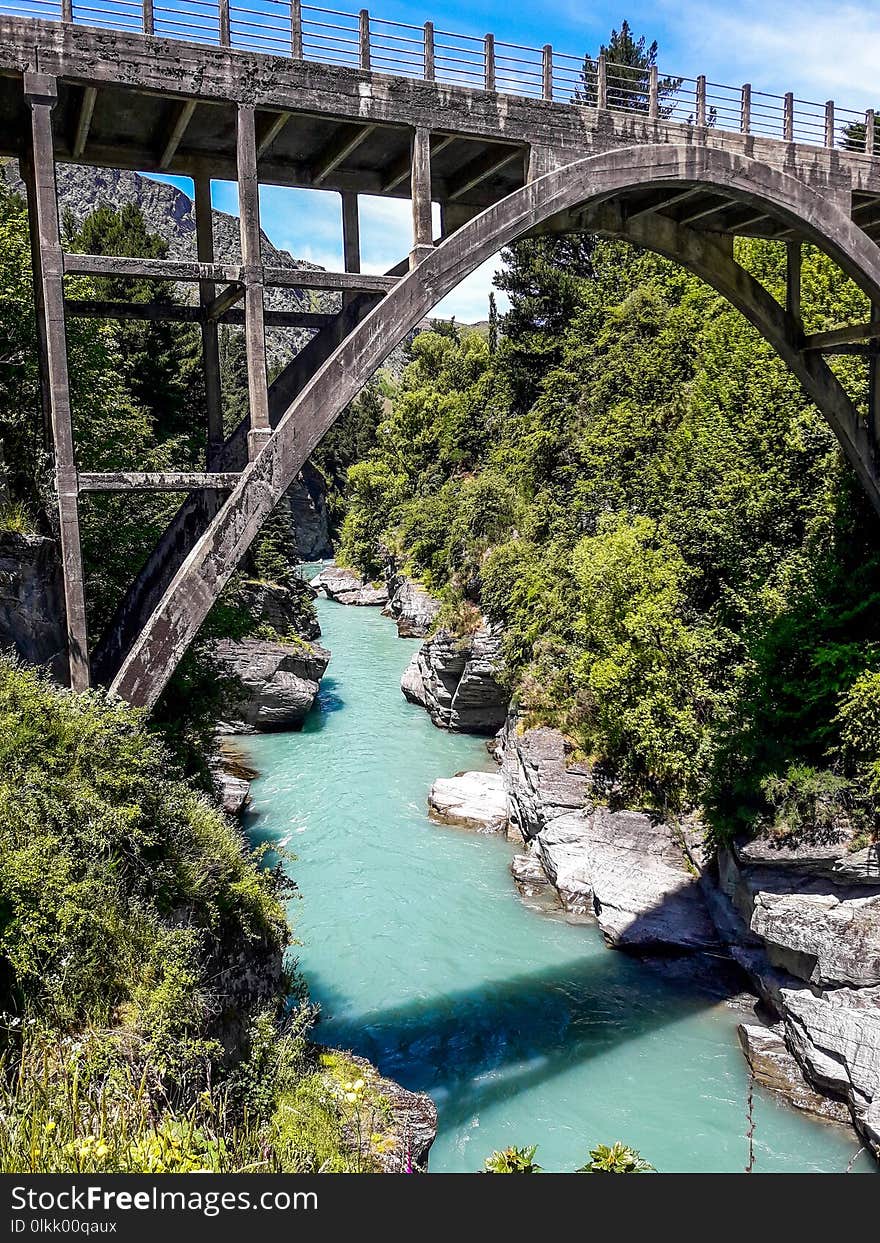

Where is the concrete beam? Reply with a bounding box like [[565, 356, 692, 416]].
[[802, 320, 880, 351], [256, 110, 291, 158], [205, 281, 245, 321], [312, 123, 375, 186], [63, 252, 397, 292], [158, 98, 196, 171], [625, 187, 700, 222], [71, 85, 96, 160], [79, 472, 241, 492], [447, 146, 522, 201]]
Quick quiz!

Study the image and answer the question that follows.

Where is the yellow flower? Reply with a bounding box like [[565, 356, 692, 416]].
[[344, 1092, 357, 1103], [44, 1121, 57, 1135], [352, 1079, 365, 1092], [95, 1142, 110, 1160]]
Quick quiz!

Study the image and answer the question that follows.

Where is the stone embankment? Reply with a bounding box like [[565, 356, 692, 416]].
[[429, 715, 880, 1157]]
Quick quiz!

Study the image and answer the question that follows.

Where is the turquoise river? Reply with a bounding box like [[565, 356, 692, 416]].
[[240, 587, 874, 1174]]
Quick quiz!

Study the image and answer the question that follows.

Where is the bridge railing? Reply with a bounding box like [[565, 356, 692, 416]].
[[4, 0, 877, 156]]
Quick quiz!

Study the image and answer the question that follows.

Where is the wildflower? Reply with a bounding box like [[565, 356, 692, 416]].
[[352, 1079, 365, 1092], [44, 1121, 57, 1135], [344, 1092, 357, 1103], [95, 1142, 110, 1160]]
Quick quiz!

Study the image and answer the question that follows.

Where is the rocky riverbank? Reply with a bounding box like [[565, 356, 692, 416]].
[[428, 717, 880, 1158]]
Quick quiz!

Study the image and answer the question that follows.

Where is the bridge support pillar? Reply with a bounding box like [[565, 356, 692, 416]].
[[410, 126, 433, 269], [341, 190, 360, 308], [870, 320, 880, 448], [22, 73, 91, 691], [786, 240, 802, 332], [194, 172, 224, 465], [236, 104, 271, 461]]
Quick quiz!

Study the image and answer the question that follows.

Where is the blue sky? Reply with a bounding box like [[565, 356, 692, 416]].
[[150, 0, 880, 320]]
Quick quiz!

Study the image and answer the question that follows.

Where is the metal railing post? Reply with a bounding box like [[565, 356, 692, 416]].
[[696, 74, 706, 127], [648, 64, 658, 120], [867, 109, 876, 156], [784, 91, 794, 141], [741, 83, 751, 134], [825, 100, 835, 148], [218, 0, 229, 46], [484, 33, 495, 92], [290, 0, 302, 58], [424, 21, 434, 81], [542, 44, 552, 101], [142, 0, 153, 35], [597, 53, 607, 109], [359, 9, 370, 71]]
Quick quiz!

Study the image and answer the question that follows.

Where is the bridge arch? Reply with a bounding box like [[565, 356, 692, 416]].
[[110, 143, 880, 706]]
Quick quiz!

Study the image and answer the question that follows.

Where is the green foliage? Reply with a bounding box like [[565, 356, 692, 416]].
[[577, 1141, 655, 1173], [0, 657, 288, 1054], [338, 219, 880, 836], [483, 1144, 542, 1173]]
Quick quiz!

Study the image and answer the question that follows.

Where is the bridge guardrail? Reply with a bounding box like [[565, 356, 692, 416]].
[[3, 0, 877, 156]]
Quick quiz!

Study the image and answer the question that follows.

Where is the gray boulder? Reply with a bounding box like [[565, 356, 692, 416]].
[[401, 624, 508, 735], [213, 637, 330, 731], [311, 565, 388, 606], [384, 574, 440, 637], [428, 770, 508, 833]]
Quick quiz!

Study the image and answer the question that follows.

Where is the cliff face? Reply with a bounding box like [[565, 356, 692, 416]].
[[0, 532, 67, 681]]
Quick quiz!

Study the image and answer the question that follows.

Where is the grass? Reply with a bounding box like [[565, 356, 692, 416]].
[[0, 501, 36, 536]]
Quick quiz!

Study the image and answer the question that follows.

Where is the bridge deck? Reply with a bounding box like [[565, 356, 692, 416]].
[[1, 17, 879, 240]]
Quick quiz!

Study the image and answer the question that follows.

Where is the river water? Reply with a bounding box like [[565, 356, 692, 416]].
[[240, 591, 872, 1173]]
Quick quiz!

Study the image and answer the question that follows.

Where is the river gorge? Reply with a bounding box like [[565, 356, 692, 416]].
[[235, 586, 874, 1174]]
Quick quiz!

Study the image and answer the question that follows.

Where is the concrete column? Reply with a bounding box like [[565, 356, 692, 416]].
[[236, 104, 271, 459], [786, 240, 802, 331], [219, 0, 230, 46], [23, 73, 90, 690], [341, 190, 360, 308], [410, 126, 433, 269], [484, 34, 495, 92], [871, 309, 880, 447], [542, 45, 552, 102], [194, 172, 223, 463], [359, 9, 370, 71]]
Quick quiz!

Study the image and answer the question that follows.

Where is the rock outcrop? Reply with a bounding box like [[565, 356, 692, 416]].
[[737, 1022, 851, 1124], [401, 624, 508, 735], [384, 574, 440, 637], [213, 637, 330, 731], [341, 1053, 437, 1173], [282, 462, 333, 562], [500, 720, 719, 946], [713, 835, 880, 1154], [311, 565, 389, 606], [237, 575, 321, 641], [0, 531, 67, 681], [428, 770, 508, 833]]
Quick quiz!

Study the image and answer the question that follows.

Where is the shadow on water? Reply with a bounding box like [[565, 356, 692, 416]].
[[305, 936, 743, 1133]]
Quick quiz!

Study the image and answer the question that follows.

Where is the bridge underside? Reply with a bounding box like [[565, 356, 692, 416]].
[[2, 19, 880, 704]]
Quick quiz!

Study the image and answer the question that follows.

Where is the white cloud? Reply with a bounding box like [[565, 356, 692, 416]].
[[655, 0, 880, 109]]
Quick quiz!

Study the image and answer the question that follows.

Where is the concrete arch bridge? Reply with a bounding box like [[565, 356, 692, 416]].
[[1, 5, 880, 702]]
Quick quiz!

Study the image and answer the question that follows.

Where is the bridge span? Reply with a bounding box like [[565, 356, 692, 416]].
[[1, 5, 880, 702]]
